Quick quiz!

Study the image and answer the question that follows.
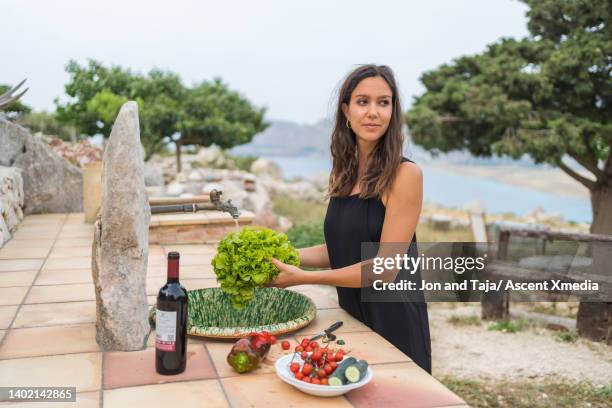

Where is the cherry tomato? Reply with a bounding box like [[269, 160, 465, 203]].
[[317, 369, 326, 379], [312, 350, 322, 361], [321, 378, 329, 385], [302, 363, 313, 375], [324, 364, 333, 375], [309, 341, 319, 349], [305, 346, 313, 352], [301, 338, 310, 347], [281, 341, 290, 350], [311, 378, 321, 385], [269, 335, 277, 344], [303, 376, 311, 383], [329, 361, 337, 370], [335, 350, 344, 361], [300, 351, 308, 360], [295, 371, 304, 380], [290, 362, 300, 373]]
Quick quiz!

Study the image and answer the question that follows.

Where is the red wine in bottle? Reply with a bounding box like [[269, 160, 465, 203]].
[[155, 251, 188, 375]]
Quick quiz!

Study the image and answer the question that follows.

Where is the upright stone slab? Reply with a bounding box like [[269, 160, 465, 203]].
[[92, 101, 151, 351]]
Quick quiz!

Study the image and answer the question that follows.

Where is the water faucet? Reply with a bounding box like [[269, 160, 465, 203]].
[[209, 189, 241, 219], [150, 189, 241, 219]]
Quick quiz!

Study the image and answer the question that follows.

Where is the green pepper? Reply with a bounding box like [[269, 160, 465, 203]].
[[227, 338, 260, 373]]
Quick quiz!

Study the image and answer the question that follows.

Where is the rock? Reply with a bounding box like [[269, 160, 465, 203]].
[[183, 182, 203, 195], [254, 208, 280, 230], [0, 212, 10, 246], [251, 158, 283, 180], [13, 135, 83, 214], [143, 162, 164, 186], [242, 185, 270, 214], [188, 170, 203, 181], [92, 101, 150, 351], [196, 145, 226, 167], [0, 117, 82, 215], [202, 182, 224, 193], [146, 186, 165, 197], [165, 181, 185, 196], [0, 166, 24, 247], [0, 119, 29, 166], [261, 178, 323, 202], [309, 172, 329, 191], [243, 175, 256, 192], [175, 171, 188, 183], [0, 166, 24, 226]]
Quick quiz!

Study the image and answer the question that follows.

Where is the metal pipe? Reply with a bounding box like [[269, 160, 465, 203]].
[[149, 189, 241, 219]]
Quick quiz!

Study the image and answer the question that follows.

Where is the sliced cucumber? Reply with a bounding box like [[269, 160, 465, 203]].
[[328, 376, 344, 386], [327, 357, 356, 386], [345, 360, 369, 383]]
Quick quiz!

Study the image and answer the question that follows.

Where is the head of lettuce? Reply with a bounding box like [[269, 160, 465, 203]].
[[212, 227, 300, 309]]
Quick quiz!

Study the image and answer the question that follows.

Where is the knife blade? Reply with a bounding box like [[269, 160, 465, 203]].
[[308, 321, 343, 342]]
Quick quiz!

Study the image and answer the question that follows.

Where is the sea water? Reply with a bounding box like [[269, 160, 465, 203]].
[[262, 155, 591, 223]]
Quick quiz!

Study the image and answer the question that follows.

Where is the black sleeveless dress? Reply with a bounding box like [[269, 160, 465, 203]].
[[323, 157, 432, 373]]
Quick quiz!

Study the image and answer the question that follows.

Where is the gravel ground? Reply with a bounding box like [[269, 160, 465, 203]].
[[429, 303, 612, 386]]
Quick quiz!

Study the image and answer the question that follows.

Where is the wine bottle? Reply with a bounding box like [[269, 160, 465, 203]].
[[155, 251, 188, 375]]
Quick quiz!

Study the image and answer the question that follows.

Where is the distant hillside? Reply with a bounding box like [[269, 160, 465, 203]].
[[229, 118, 550, 169], [229, 119, 332, 157]]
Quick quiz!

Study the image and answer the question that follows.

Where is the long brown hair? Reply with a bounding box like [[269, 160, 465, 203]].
[[327, 65, 404, 200]]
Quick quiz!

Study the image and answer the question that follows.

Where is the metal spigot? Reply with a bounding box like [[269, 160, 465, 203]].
[[149, 189, 241, 219], [209, 189, 241, 219]]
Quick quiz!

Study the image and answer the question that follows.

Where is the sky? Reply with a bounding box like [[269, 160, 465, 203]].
[[2, 0, 529, 124]]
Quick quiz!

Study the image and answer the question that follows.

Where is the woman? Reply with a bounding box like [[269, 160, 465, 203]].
[[269, 64, 431, 373]]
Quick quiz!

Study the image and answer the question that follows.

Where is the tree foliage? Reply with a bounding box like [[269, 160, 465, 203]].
[[17, 111, 75, 141], [406, 0, 611, 195], [55, 60, 267, 161]]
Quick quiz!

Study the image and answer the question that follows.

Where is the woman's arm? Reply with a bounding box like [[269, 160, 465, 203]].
[[270, 162, 423, 288], [298, 244, 331, 269]]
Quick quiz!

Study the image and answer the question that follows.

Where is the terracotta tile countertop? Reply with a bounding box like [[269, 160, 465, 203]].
[[0, 214, 467, 408]]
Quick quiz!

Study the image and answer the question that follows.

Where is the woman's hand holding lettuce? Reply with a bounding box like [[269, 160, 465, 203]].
[[212, 227, 300, 309]]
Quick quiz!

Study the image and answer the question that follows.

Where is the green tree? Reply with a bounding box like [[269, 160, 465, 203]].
[[407, 0, 611, 234], [55, 60, 268, 167], [177, 78, 268, 171], [55, 60, 186, 160], [55, 60, 139, 137], [406, 0, 611, 341]]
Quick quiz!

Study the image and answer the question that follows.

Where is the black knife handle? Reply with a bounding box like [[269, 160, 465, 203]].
[[308, 321, 344, 342], [324, 321, 343, 334]]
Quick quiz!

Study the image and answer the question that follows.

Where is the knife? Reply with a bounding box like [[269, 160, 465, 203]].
[[308, 321, 343, 342]]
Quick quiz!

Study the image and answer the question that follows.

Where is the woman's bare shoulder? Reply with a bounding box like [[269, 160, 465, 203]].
[[382, 160, 422, 206], [397, 160, 422, 185]]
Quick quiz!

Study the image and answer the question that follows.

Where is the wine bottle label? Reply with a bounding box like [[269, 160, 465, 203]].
[[155, 310, 177, 352]]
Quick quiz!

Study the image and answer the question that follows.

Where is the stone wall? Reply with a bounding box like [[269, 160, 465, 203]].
[[0, 166, 24, 247]]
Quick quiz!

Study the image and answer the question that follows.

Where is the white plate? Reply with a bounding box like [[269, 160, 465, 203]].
[[274, 353, 373, 397]]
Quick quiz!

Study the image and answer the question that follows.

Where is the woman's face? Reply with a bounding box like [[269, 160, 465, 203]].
[[342, 76, 393, 145]]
